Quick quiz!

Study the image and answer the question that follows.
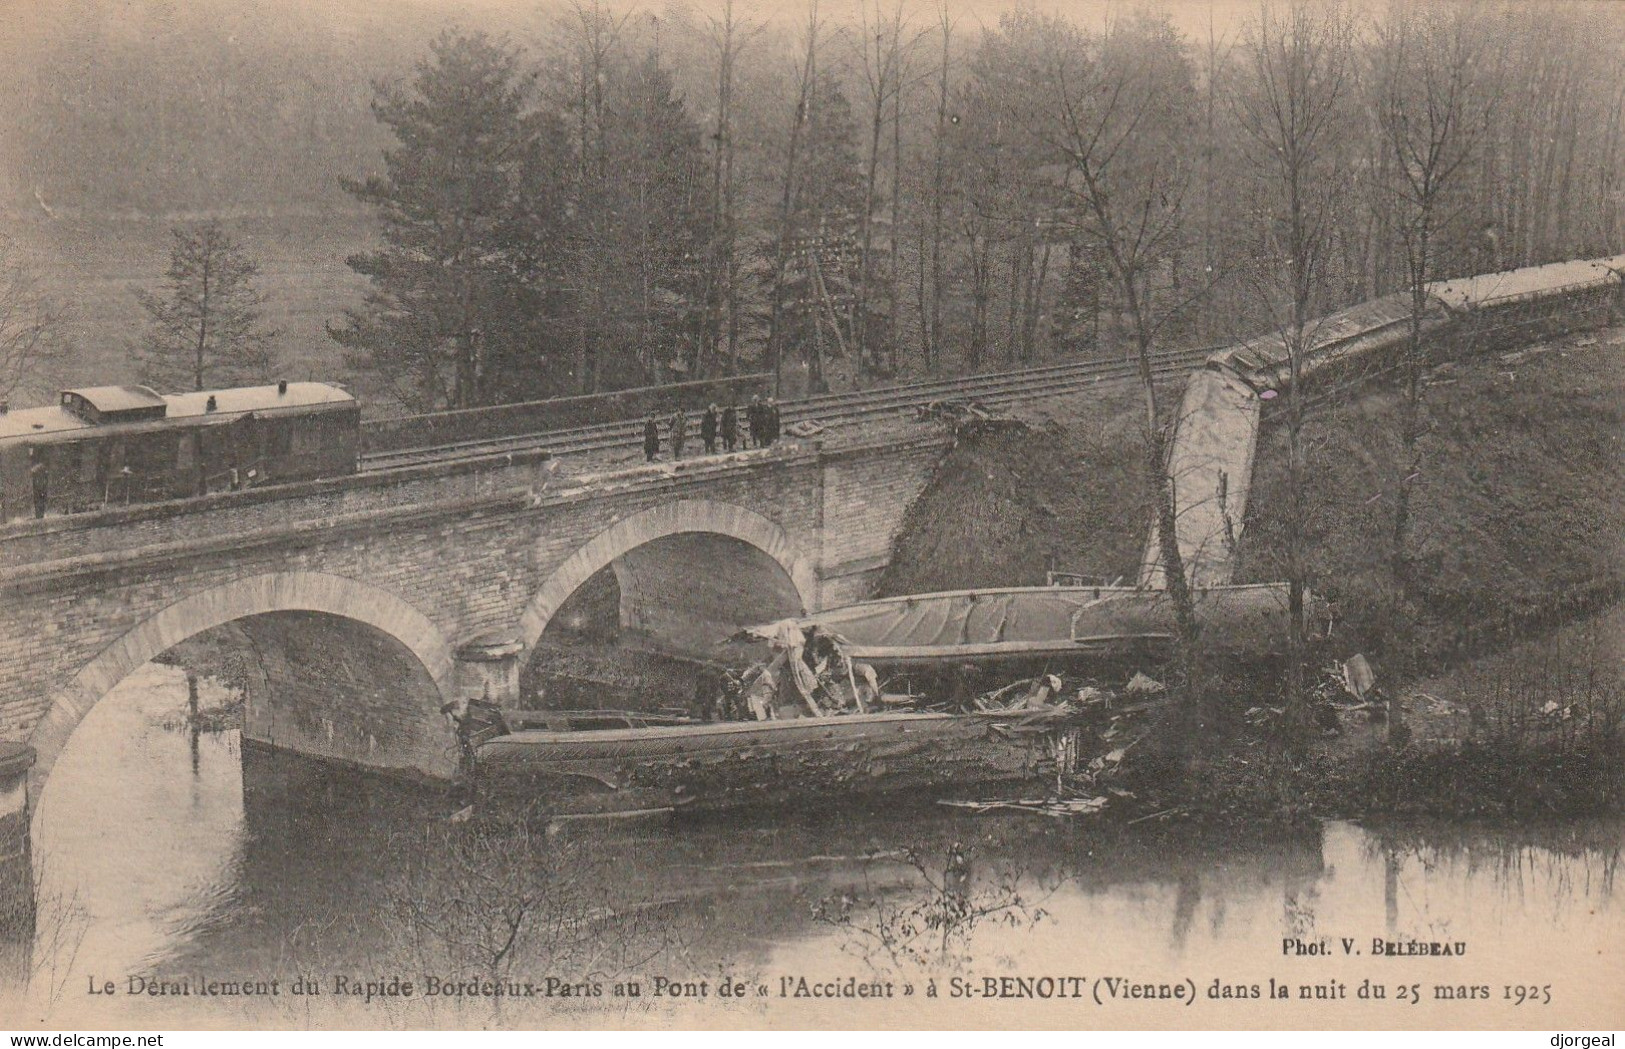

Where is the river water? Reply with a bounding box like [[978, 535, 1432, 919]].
[[11, 663, 1623, 1029]]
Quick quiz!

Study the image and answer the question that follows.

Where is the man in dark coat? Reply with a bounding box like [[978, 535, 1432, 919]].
[[669, 406, 688, 460], [701, 403, 719, 454], [643, 411, 660, 462], [721, 403, 739, 452], [746, 395, 763, 449], [766, 397, 782, 445]]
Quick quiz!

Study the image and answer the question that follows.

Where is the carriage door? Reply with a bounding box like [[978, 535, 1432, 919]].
[[176, 429, 202, 498], [231, 412, 261, 486], [0, 446, 31, 521], [197, 423, 233, 493], [102, 436, 128, 506]]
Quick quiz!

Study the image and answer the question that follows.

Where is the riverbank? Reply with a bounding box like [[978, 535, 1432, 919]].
[[1130, 730, 1625, 826], [1105, 602, 1625, 826]]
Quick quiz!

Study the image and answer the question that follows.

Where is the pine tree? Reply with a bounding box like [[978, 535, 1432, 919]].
[[134, 220, 278, 392], [331, 30, 569, 410], [599, 53, 714, 383]]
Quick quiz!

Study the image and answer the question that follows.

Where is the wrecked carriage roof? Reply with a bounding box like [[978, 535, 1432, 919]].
[[1207, 292, 1442, 378], [751, 584, 1305, 663]]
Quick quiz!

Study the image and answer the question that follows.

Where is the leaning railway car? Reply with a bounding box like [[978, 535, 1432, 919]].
[[1206, 291, 1451, 396], [1207, 255, 1625, 398], [0, 381, 358, 522], [1150, 251, 1625, 589]]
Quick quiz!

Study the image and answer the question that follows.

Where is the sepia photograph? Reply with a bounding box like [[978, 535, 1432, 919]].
[[0, 0, 1621, 1033]]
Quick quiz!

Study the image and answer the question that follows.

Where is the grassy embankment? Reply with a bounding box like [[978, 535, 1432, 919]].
[[880, 331, 1625, 819]]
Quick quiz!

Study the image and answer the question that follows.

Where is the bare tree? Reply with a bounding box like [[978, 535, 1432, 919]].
[[0, 238, 66, 407], [381, 814, 681, 1022], [765, 2, 822, 395], [851, 0, 916, 375], [1233, 0, 1355, 721], [917, 6, 953, 372], [562, 0, 633, 394], [1374, 3, 1492, 576], [135, 220, 279, 392], [700, 0, 763, 375], [1047, 13, 1203, 650]]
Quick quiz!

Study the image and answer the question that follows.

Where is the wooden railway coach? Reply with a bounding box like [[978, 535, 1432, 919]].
[[1206, 254, 1625, 399], [0, 381, 358, 522]]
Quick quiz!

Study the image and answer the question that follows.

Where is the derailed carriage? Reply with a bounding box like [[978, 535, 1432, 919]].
[[1206, 254, 1625, 399], [1204, 291, 1451, 398], [1427, 254, 1625, 354], [0, 381, 358, 522], [1149, 253, 1625, 588]]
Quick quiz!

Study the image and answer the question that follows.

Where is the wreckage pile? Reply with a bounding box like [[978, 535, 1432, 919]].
[[937, 670, 1171, 817], [722, 621, 1166, 720], [709, 621, 1171, 818]]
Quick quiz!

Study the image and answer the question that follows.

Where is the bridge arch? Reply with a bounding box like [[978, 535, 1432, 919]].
[[520, 499, 817, 651], [27, 571, 456, 797]]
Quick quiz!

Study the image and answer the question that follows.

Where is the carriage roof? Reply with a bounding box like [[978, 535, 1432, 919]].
[[1207, 292, 1438, 377], [1427, 258, 1624, 311], [0, 382, 353, 442]]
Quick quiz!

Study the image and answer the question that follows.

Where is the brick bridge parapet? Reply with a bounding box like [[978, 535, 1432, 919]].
[[0, 430, 953, 800]]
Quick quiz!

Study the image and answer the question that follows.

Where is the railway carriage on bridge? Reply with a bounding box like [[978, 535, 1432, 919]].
[[0, 381, 359, 522]]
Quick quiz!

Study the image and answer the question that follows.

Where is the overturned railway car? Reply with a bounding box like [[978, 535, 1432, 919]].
[[0, 382, 358, 522], [1146, 253, 1625, 588], [1205, 291, 1451, 397]]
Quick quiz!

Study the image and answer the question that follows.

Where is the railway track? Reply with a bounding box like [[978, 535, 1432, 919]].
[[360, 346, 1216, 471]]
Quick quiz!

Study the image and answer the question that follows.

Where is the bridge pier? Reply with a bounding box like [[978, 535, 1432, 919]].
[[455, 634, 525, 706], [0, 743, 35, 990]]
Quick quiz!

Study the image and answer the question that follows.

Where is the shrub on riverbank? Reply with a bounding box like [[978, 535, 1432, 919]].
[[1115, 611, 1625, 825], [1120, 732, 1624, 826], [1326, 738, 1625, 819]]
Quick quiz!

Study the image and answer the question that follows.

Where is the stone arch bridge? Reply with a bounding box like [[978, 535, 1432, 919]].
[[0, 434, 950, 802]]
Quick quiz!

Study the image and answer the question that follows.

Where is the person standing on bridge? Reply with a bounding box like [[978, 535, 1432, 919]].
[[721, 403, 739, 452], [643, 411, 661, 462], [670, 406, 688, 460], [746, 395, 763, 448], [701, 403, 719, 455], [767, 398, 782, 446]]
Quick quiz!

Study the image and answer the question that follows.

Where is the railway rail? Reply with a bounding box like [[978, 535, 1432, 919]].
[[360, 345, 1217, 471]]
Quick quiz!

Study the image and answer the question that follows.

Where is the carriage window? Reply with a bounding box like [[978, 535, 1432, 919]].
[[177, 432, 196, 471], [79, 442, 99, 483]]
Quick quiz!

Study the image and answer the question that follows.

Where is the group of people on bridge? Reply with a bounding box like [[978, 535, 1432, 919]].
[[643, 395, 783, 462]]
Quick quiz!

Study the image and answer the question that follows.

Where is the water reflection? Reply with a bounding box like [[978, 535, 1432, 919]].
[[13, 663, 1624, 1028]]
